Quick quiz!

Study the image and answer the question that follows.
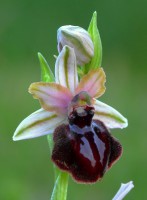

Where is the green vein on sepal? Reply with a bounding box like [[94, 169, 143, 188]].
[[38, 52, 55, 83], [64, 46, 70, 89], [95, 111, 127, 124], [16, 113, 57, 137], [85, 11, 102, 73]]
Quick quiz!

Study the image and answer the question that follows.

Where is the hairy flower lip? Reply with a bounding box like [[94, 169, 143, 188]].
[[51, 116, 122, 183]]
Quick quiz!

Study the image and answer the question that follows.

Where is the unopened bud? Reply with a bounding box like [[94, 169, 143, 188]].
[[57, 25, 94, 66]]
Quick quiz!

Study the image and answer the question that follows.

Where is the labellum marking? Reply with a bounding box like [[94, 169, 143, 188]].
[[52, 93, 122, 183]]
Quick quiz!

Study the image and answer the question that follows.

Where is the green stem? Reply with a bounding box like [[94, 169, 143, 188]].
[[51, 172, 69, 200], [47, 134, 54, 153], [47, 135, 69, 200]]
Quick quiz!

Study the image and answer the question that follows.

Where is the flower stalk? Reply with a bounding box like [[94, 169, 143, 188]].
[[47, 133, 69, 200], [51, 172, 69, 200]]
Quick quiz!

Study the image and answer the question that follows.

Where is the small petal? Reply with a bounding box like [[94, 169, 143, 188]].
[[112, 181, 134, 200], [57, 25, 94, 66], [55, 45, 78, 94], [13, 109, 67, 141], [94, 100, 128, 129], [76, 68, 106, 98], [29, 82, 72, 114]]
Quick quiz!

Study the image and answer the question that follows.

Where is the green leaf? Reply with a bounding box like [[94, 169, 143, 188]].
[[51, 172, 69, 200], [39, 52, 54, 154], [38, 52, 55, 83], [85, 11, 102, 73]]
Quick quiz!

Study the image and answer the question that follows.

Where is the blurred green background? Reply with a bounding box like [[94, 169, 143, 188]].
[[0, 0, 146, 199]]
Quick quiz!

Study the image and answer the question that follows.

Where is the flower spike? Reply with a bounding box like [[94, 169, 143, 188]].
[[13, 12, 129, 190]]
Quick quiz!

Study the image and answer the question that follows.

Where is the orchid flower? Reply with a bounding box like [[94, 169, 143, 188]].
[[12, 11, 134, 200], [13, 44, 127, 183]]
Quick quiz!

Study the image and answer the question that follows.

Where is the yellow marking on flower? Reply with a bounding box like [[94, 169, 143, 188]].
[[76, 68, 106, 98]]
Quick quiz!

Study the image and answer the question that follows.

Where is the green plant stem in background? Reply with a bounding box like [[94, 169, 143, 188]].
[[47, 135, 59, 181], [47, 135, 69, 200], [51, 172, 69, 200], [39, 53, 69, 200]]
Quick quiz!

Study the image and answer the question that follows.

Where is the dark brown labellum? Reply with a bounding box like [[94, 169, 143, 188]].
[[52, 104, 122, 183]]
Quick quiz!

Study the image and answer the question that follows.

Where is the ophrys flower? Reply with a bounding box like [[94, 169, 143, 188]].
[[13, 45, 127, 183]]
